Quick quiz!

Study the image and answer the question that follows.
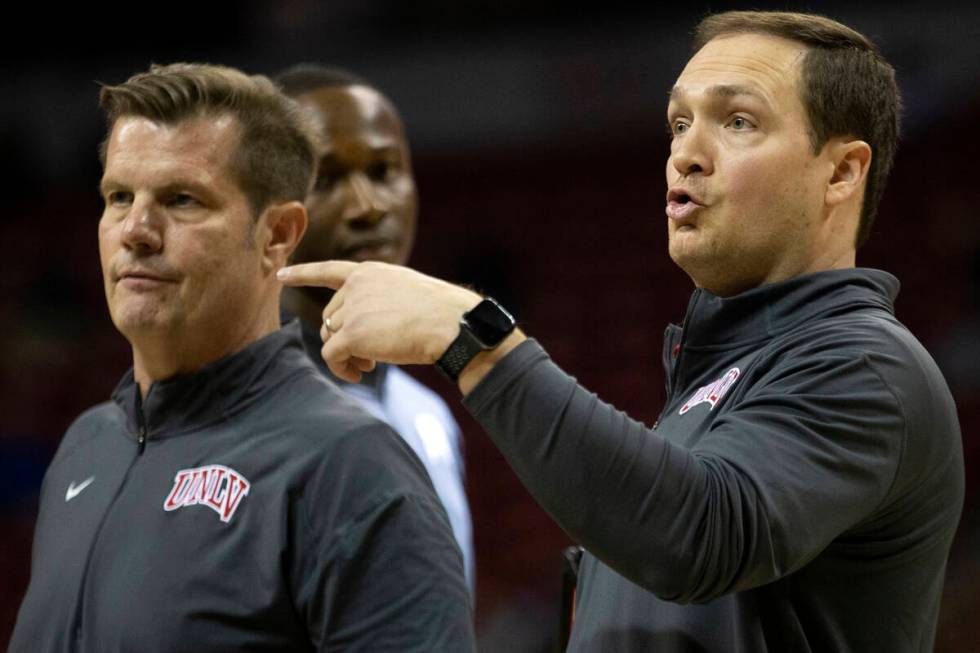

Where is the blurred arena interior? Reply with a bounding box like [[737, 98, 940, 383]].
[[1, 2, 978, 650]]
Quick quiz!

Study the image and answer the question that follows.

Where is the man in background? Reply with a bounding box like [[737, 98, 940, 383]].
[[11, 62, 474, 652], [276, 64, 474, 591]]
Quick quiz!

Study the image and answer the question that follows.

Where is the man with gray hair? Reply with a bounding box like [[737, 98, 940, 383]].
[[11, 62, 474, 652]]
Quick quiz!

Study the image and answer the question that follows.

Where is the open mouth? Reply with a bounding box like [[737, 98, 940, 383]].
[[666, 190, 702, 222]]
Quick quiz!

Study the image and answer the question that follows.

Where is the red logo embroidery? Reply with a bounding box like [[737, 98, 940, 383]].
[[679, 368, 740, 415], [163, 464, 250, 523]]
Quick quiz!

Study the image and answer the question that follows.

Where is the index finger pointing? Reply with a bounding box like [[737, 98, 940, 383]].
[[277, 260, 360, 289]]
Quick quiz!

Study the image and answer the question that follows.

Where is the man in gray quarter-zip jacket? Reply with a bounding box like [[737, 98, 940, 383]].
[[9, 63, 474, 653], [278, 10, 964, 653]]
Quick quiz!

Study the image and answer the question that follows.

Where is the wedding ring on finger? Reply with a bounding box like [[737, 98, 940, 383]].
[[324, 316, 339, 334]]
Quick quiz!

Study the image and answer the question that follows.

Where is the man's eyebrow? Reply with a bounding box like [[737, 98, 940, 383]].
[[99, 174, 213, 189], [155, 179, 220, 201], [318, 144, 401, 163], [668, 84, 768, 102], [99, 177, 124, 195]]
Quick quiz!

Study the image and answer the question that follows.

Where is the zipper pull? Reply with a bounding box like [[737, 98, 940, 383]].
[[136, 387, 149, 454]]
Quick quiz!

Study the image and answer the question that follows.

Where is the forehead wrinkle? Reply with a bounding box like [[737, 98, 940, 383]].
[[693, 51, 798, 79], [304, 87, 406, 158], [676, 36, 809, 102], [104, 116, 235, 193], [669, 83, 768, 102], [671, 61, 797, 111]]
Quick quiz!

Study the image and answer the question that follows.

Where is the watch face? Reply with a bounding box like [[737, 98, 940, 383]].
[[466, 298, 516, 346]]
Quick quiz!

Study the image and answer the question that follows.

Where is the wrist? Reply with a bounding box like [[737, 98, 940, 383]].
[[458, 329, 526, 396], [435, 295, 518, 385], [427, 289, 483, 363]]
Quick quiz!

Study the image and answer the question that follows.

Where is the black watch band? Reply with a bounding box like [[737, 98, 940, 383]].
[[437, 329, 489, 381], [436, 297, 516, 382]]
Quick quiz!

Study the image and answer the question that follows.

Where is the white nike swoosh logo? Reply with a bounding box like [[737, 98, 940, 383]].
[[66, 476, 95, 502]]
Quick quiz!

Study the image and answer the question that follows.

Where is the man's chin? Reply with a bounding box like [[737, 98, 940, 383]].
[[112, 313, 170, 342], [668, 239, 705, 271], [668, 243, 720, 287]]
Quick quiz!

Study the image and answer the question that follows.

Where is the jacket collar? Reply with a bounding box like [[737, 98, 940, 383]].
[[111, 321, 311, 439], [676, 268, 899, 350]]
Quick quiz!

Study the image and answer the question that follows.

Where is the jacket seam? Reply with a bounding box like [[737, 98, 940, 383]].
[[860, 353, 910, 514]]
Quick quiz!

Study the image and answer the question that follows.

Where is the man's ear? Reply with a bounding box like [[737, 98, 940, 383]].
[[826, 138, 872, 208], [257, 201, 307, 275]]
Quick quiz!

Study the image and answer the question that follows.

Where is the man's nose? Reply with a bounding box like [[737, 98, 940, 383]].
[[120, 198, 164, 253], [342, 172, 388, 225], [669, 122, 713, 177]]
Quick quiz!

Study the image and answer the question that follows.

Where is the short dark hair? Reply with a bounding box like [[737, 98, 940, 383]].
[[694, 11, 902, 247], [99, 62, 317, 218], [275, 63, 370, 97]]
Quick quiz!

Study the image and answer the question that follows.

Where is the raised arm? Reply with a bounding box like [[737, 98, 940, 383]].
[[277, 261, 525, 393]]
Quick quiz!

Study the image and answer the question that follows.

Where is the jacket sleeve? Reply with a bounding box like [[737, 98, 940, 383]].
[[292, 423, 476, 651], [463, 339, 907, 603]]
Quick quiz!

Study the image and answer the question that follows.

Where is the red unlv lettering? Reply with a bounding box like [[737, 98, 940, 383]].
[[679, 368, 741, 415], [163, 464, 250, 523]]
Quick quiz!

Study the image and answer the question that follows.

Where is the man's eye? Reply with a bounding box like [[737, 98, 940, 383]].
[[170, 194, 199, 208], [366, 162, 390, 182], [730, 116, 753, 130], [107, 191, 133, 206], [670, 120, 690, 136], [314, 171, 341, 191]]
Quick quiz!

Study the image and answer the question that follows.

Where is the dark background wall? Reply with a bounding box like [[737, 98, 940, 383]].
[[2, 2, 978, 650]]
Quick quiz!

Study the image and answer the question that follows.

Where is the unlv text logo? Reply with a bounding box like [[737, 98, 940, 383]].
[[679, 368, 740, 415], [163, 464, 250, 523]]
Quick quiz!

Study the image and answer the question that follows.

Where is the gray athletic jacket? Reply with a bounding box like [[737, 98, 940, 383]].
[[464, 268, 963, 652], [10, 323, 475, 653]]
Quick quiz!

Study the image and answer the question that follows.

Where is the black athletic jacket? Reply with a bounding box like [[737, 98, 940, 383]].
[[11, 322, 475, 653], [464, 268, 963, 652]]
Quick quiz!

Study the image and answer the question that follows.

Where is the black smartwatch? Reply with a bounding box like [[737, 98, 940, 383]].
[[436, 297, 516, 382]]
